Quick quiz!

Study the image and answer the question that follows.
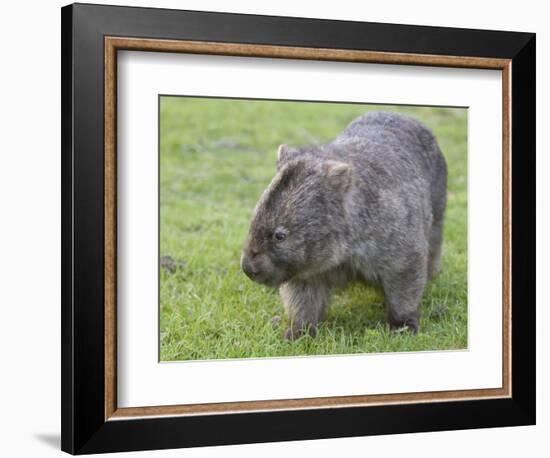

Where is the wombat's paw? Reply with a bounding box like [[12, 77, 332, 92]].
[[283, 328, 297, 341], [283, 325, 317, 341], [389, 316, 419, 334]]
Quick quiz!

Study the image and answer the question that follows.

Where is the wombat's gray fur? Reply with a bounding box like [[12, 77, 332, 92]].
[[241, 111, 447, 339]]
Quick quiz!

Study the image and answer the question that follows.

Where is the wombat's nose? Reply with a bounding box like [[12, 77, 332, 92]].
[[241, 256, 259, 279]]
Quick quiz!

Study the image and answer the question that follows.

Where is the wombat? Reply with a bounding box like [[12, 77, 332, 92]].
[[241, 111, 447, 339]]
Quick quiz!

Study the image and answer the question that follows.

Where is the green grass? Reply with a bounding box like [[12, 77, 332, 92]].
[[159, 97, 468, 361]]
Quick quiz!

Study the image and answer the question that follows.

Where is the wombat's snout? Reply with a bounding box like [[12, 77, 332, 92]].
[[241, 249, 282, 286], [241, 253, 260, 280]]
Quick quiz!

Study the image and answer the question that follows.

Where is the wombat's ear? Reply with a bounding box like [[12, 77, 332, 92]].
[[322, 160, 354, 194], [277, 144, 297, 169]]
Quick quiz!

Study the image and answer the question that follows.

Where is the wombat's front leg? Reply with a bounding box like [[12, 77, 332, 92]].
[[279, 278, 330, 340], [381, 262, 428, 333]]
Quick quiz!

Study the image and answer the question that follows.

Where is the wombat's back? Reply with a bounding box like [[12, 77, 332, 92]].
[[334, 111, 447, 222], [337, 112, 441, 172]]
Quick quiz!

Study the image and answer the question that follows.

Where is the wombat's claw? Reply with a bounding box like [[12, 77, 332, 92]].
[[389, 320, 419, 334]]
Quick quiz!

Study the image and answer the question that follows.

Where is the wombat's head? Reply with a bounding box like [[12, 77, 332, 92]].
[[241, 145, 354, 287]]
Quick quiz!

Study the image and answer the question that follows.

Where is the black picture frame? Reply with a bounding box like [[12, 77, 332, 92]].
[[61, 2, 535, 454]]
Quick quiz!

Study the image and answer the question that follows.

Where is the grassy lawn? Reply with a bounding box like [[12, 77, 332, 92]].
[[159, 96, 467, 361]]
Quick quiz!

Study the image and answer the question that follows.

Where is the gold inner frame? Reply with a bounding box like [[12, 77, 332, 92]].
[[104, 36, 512, 421]]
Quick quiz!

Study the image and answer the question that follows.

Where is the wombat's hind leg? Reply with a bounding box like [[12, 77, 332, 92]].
[[427, 218, 444, 280], [428, 150, 447, 280], [279, 279, 330, 340], [381, 263, 427, 333]]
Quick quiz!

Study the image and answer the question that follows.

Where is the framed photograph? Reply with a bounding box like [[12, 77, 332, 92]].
[[61, 3, 536, 454]]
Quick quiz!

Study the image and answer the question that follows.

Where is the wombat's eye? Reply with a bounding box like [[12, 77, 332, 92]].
[[273, 228, 287, 242]]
